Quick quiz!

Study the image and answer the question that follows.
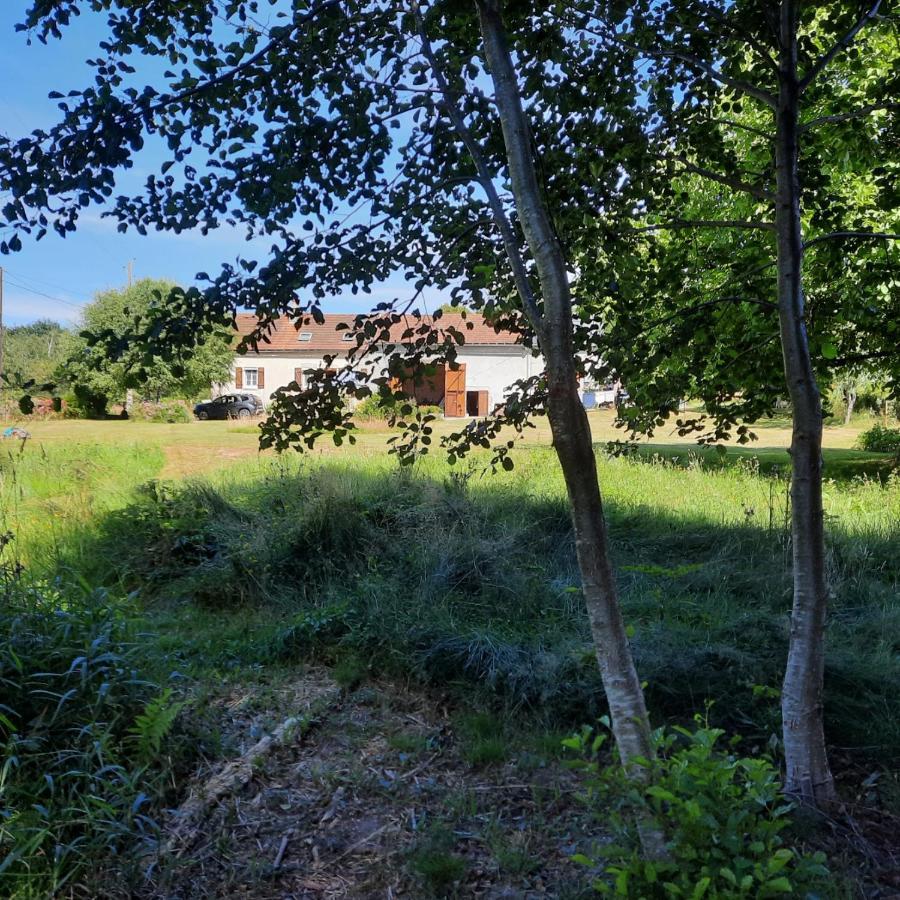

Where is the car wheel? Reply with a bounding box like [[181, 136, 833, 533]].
[[238, 408, 251, 420], [196, 411, 209, 420]]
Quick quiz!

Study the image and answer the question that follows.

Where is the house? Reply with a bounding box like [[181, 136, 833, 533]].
[[221, 312, 543, 417]]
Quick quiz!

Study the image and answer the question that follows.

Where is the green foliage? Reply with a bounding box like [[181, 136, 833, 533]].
[[355, 395, 443, 421], [66, 280, 234, 406], [457, 712, 508, 766], [589, 7, 900, 443], [0, 581, 173, 895], [74, 452, 900, 753], [0, 321, 75, 390], [332, 653, 367, 691], [566, 721, 829, 898], [408, 822, 468, 896], [128, 688, 184, 763], [857, 424, 900, 456], [67, 383, 109, 419], [128, 400, 193, 424], [0, 440, 166, 573]]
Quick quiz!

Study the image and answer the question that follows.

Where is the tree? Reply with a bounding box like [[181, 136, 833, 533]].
[[67, 279, 234, 407], [0, 0, 662, 808], [1, 319, 74, 391], [569, 1, 899, 807]]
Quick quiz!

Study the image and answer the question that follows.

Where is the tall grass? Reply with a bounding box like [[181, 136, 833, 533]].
[[0, 441, 165, 572], [3, 439, 897, 892], [69, 449, 900, 755]]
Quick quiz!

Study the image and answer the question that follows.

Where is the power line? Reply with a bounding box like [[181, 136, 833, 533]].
[[2, 274, 84, 311], [0, 266, 93, 302]]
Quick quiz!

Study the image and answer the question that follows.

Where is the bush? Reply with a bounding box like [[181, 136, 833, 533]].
[[68, 384, 109, 419], [355, 394, 442, 420], [130, 400, 192, 423], [565, 719, 829, 898], [857, 424, 900, 456], [0, 581, 178, 895]]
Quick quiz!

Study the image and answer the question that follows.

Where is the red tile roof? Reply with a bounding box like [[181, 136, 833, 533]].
[[235, 312, 522, 353]]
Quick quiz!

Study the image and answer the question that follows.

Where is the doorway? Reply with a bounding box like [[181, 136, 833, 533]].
[[466, 390, 489, 417]]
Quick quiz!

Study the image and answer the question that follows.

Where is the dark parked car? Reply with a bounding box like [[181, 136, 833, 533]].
[[194, 394, 265, 420]]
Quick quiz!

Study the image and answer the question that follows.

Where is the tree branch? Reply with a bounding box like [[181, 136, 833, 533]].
[[630, 219, 776, 234], [804, 231, 900, 250], [712, 117, 774, 140], [799, 0, 883, 91], [675, 159, 774, 202], [801, 101, 900, 131], [554, 4, 777, 106], [410, 1, 544, 331], [645, 295, 778, 331], [827, 349, 896, 367]]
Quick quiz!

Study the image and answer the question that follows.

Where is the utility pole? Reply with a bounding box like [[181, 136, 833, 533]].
[[0, 266, 5, 385], [126, 259, 134, 288]]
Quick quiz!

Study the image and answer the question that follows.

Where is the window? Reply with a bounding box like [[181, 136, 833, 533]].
[[243, 368, 259, 388], [298, 332, 312, 342], [342, 332, 355, 342]]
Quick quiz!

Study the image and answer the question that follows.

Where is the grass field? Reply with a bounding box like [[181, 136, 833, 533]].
[[3, 407, 892, 478], [1, 409, 898, 897]]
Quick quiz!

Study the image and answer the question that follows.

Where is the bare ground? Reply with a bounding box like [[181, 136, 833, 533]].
[[141, 670, 598, 899]]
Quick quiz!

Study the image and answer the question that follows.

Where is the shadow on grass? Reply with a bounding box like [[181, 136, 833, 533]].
[[626, 443, 896, 482], [58, 455, 900, 761]]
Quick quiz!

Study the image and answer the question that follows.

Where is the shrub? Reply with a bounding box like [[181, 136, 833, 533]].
[[565, 719, 829, 898], [355, 395, 443, 420], [857, 424, 900, 456], [130, 400, 192, 423], [68, 384, 109, 419], [0, 581, 177, 895]]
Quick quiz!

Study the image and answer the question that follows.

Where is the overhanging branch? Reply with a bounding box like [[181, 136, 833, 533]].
[[801, 101, 900, 131], [804, 231, 900, 249], [630, 219, 776, 234], [675, 159, 774, 202], [799, 0, 883, 91]]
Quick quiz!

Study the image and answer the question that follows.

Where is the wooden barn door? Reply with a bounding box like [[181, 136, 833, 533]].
[[444, 364, 466, 417]]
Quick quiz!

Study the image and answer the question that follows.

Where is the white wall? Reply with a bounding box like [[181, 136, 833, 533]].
[[456, 345, 539, 410], [221, 345, 541, 413], [221, 352, 332, 405]]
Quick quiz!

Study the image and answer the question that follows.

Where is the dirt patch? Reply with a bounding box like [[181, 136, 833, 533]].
[[143, 672, 597, 899]]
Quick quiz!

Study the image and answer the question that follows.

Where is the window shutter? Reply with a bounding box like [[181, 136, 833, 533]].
[[294, 368, 304, 388], [257, 367, 265, 389], [235, 367, 243, 388]]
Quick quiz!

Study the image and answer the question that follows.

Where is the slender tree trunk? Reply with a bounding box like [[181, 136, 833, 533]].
[[475, 0, 653, 771], [774, 0, 836, 808], [843, 389, 855, 425]]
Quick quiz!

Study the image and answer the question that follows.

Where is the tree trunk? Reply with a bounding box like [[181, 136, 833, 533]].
[[475, 0, 653, 772], [774, 0, 836, 808], [843, 389, 855, 425]]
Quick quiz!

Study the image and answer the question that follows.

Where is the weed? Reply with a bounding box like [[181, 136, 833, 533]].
[[565, 718, 830, 898], [0, 580, 174, 896], [408, 823, 468, 896], [387, 730, 431, 754], [457, 712, 509, 767], [332, 653, 367, 691], [484, 822, 541, 877]]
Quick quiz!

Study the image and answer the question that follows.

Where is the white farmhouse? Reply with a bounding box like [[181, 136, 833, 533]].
[[220, 312, 543, 417]]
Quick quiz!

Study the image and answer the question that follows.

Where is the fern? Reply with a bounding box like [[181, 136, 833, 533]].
[[129, 689, 183, 762]]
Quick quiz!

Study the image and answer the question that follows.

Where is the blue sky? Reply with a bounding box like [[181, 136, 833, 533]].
[[0, 5, 439, 327]]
